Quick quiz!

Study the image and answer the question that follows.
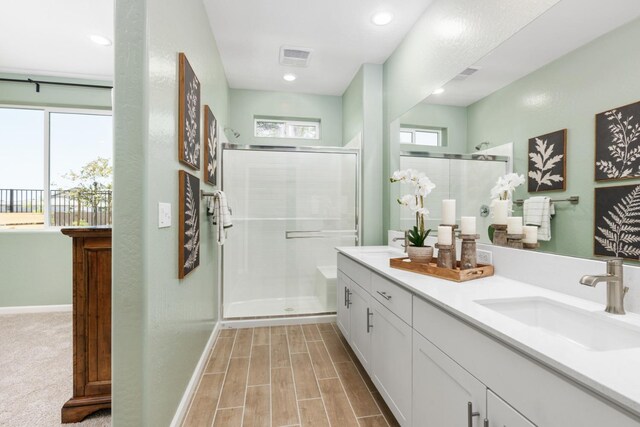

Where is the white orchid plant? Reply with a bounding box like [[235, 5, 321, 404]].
[[489, 172, 525, 214], [391, 169, 436, 247]]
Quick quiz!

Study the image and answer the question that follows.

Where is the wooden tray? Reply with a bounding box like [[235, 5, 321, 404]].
[[389, 257, 494, 282]]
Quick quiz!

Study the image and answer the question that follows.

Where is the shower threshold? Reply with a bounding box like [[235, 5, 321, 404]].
[[224, 296, 334, 319]]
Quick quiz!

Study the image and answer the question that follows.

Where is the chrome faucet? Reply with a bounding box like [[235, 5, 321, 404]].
[[391, 230, 409, 251], [579, 258, 629, 315]]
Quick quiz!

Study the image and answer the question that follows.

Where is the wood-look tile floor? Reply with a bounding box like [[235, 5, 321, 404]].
[[182, 323, 400, 427]]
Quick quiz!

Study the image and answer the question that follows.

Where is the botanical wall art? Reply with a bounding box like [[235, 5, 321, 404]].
[[204, 105, 218, 186], [595, 100, 640, 181], [527, 129, 566, 192], [179, 170, 200, 278], [594, 183, 640, 260], [178, 52, 201, 170]]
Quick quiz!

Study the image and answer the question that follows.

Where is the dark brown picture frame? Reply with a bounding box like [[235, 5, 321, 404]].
[[179, 170, 200, 278], [178, 52, 201, 170], [527, 129, 567, 193], [594, 184, 640, 260], [204, 105, 218, 186], [595, 100, 640, 182]]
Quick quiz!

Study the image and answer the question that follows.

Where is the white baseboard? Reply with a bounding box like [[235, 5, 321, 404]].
[[221, 314, 336, 329], [0, 304, 72, 314], [170, 321, 221, 427]]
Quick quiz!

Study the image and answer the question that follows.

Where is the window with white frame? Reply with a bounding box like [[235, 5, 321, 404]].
[[0, 106, 112, 229], [400, 127, 443, 146], [254, 117, 320, 140]]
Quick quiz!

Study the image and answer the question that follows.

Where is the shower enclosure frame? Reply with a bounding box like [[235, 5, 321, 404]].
[[219, 143, 361, 321]]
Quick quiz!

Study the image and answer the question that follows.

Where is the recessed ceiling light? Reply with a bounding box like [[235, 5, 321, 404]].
[[371, 11, 393, 26], [432, 88, 445, 95], [283, 73, 297, 82], [89, 35, 112, 46]]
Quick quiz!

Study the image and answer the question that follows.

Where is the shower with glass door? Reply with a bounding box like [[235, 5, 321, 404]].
[[221, 144, 359, 319]]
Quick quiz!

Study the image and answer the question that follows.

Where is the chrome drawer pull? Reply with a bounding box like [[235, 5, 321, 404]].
[[376, 290, 392, 301], [366, 307, 373, 333], [347, 290, 352, 308], [467, 402, 480, 427]]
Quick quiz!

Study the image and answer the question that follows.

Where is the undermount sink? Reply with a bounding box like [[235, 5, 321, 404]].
[[358, 248, 405, 258], [475, 297, 640, 352]]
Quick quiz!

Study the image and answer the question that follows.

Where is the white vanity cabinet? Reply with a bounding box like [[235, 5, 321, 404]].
[[337, 254, 412, 425], [336, 250, 640, 427], [370, 297, 412, 426], [413, 330, 486, 427], [487, 390, 535, 427]]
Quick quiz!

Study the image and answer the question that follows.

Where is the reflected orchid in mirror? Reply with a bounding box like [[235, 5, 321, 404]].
[[490, 172, 525, 201]]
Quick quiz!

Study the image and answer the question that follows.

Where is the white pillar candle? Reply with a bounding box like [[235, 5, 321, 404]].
[[460, 216, 476, 235], [438, 226, 452, 245], [442, 199, 456, 225], [523, 226, 538, 244], [493, 200, 508, 225], [507, 216, 523, 235]]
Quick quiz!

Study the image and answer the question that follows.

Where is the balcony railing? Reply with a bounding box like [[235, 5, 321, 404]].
[[0, 188, 112, 227]]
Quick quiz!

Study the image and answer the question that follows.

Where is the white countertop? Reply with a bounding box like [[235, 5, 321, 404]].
[[337, 246, 640, 417]]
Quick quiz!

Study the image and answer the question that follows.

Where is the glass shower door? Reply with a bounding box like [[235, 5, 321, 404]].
[[222, 148, 358, 319]]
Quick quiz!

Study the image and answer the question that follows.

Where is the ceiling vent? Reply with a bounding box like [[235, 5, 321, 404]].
[[452, 66, 481, 81], [279, 46, 312, 67]]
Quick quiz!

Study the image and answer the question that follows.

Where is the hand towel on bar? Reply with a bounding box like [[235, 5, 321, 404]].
[[523, 196, 555, 241], [207, 190, 233, 245]]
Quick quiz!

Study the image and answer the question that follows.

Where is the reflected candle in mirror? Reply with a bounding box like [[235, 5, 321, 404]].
[[442, 199, 456, 225], [493, 200, 508, 225], [461, 216, 476, 235], [507, 216, 523, 235], [438, 225, 452, 245], [523, 225, 538, 244]]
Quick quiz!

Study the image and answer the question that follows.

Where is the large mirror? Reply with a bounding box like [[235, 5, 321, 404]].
[[389, 2, 640, 260]]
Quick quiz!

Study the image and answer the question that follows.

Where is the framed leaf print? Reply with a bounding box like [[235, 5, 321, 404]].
[[595, 100, 640, 181], [204, 105, 218, 186], [527, 129, 566, 192], [178, 52, 201, 170], [594, 184, 640, 260], [179, 170, 200, 278]]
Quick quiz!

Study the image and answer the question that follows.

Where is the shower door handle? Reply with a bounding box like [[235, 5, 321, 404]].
[[285, 230, 358, 239]]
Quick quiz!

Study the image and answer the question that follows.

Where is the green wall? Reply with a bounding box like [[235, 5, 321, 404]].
[[0, 73, 111, 308], [382, 0, 561, 239], [0, 231, 72, 307], [229, 88, 342, 146], [467, 17, 640, 259], [398, 103, 468, 153], [342, 67, 364, 146], [113, 0, 229, 424]]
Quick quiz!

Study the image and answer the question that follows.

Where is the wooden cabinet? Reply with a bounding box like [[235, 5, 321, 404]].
[[61, 228, 112, 423], [413, 330, 486, 427], [487, 390, 536, 427], [371, 298, 412, 426]]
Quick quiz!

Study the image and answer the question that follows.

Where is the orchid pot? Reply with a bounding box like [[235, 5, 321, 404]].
[[407, 245, 433, 264]]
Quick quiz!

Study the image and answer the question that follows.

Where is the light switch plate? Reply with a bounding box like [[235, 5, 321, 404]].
[[476, 249, 492, 265], [158, 202, 171, 228]]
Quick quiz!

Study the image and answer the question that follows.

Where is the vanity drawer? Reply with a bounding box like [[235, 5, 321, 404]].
[[338, 253, 371, 291], [371, 273, 412, 325]]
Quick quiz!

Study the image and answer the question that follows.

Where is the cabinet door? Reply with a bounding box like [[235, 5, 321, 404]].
[[371, 298, 412, 426], [487, 390, 536, 427], [349, 281, 372, 370], [413, 330, 486, 427], [336, 272, 351, 340]]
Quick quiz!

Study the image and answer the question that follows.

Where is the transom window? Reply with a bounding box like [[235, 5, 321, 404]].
[[0, 106, 112, 229], [400, 127, 442, 146], [254, 117, 320, 140]]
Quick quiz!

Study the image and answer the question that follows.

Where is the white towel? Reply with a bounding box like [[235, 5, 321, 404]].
[[207, 190, 233, 245], [523, 196, 555, 241]]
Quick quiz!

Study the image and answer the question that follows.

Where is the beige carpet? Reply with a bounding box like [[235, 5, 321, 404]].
[[0, 312, 111, 426]]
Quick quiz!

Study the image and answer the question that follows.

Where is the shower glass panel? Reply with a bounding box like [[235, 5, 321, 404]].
[[399, 154, 507, 243], [222, 146, 358, 319]]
